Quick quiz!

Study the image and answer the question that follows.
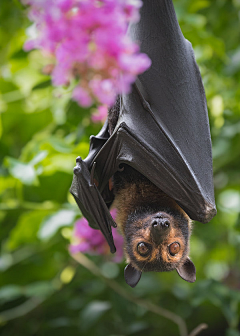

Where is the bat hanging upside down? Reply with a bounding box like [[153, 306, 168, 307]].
[[70, 0, 216, 287], [108, 101, 196, 288]]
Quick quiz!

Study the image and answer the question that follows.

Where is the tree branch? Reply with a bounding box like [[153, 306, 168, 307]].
[[0, 297, 43, 324], [189, 324, 208, 336]]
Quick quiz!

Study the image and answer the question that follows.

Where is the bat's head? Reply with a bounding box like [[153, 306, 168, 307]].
[[123, 205, 195, 287], [112, 166, 196, 288]]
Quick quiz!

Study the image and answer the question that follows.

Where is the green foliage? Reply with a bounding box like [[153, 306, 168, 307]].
[[0, 0, 239, 335]]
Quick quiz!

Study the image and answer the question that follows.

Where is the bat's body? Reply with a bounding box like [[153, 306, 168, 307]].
[[108, 105, 195, 287], [70, 0, 216, 287]]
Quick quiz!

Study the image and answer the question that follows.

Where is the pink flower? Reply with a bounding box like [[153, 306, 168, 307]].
[[91, 105, 108, 123], [72, 86, 93, 107], [90, 78, 116, 106], [69, 209, 124, 263], [22, 0, 151, 108]]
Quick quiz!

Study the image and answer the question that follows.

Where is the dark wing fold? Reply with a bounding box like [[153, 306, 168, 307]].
[[84, 120, 110, 169], [70, 157, 116, 254]]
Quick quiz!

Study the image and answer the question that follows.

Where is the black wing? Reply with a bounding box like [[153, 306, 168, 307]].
[[70, 156, 116, 254], [125, 0, 216, 222]]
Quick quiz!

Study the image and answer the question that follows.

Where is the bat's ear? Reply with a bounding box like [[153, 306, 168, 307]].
[[124, 264, 142, 288], [176, 257, 196, 283]]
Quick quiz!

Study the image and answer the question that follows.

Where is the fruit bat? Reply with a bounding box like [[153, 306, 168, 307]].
[[70, 0, 217, 287]]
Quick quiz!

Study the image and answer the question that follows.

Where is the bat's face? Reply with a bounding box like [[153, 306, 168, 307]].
[[124, 209, 190, 272], [119, 204, 196, 287]]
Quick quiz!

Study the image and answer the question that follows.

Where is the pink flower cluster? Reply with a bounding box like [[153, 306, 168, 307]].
[[69, 209, 124, 262], [23, 0, 151, 108], [91, 104, 108, 123]]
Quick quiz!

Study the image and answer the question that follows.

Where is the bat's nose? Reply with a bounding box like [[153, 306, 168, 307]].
[[151, 218, 170, 230], [151, 216, 170, 244]]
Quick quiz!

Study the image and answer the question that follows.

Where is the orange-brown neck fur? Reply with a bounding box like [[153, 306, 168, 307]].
[[113, 179, 191, 234]]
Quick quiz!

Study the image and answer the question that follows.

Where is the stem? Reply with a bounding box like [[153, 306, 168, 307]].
[[189, 324, 208, 336], [0, 297, 43, 324]]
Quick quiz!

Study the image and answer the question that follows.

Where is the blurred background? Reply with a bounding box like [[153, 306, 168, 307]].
[[0, 0, 240, 335]]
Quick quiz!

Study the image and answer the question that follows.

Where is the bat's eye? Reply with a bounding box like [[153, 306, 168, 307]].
[[169, 242, 180, 256], [137, 242, 151, 256]]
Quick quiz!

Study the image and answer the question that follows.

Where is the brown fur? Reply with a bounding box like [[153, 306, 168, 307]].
[[112, 171, 192, 273], [113, 180, 190, 233]]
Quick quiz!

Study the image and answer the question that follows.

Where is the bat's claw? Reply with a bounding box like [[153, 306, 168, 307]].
[[73, 165, 81, 175]]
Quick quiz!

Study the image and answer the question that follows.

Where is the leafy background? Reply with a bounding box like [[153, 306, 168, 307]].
[[0, 0, 240, 335]]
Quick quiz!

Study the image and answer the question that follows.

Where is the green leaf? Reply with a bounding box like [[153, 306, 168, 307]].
[[43, 154, 76, 174], [0, 113, 2, 139], [29, 150, 48, 166], [226, 329, 240, 336], [235, 214, 240, 231], [24, 281, 55, 299], [100, 262, 119, 279], [126, 322, 149, 334], [189, 1, 210, 13], [5, 157, 37, 185], [38, 209, 76, 240], [32, 80, 51, 90], [42, 136, 72, 154], [80, 301, 111, 331], [7, 210, 51, 250], [0, 285, 23, 304], [0, 176, 16, 196]]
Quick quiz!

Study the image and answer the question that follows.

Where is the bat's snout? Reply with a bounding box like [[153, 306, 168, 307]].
[[150, 215, 170, 244]]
